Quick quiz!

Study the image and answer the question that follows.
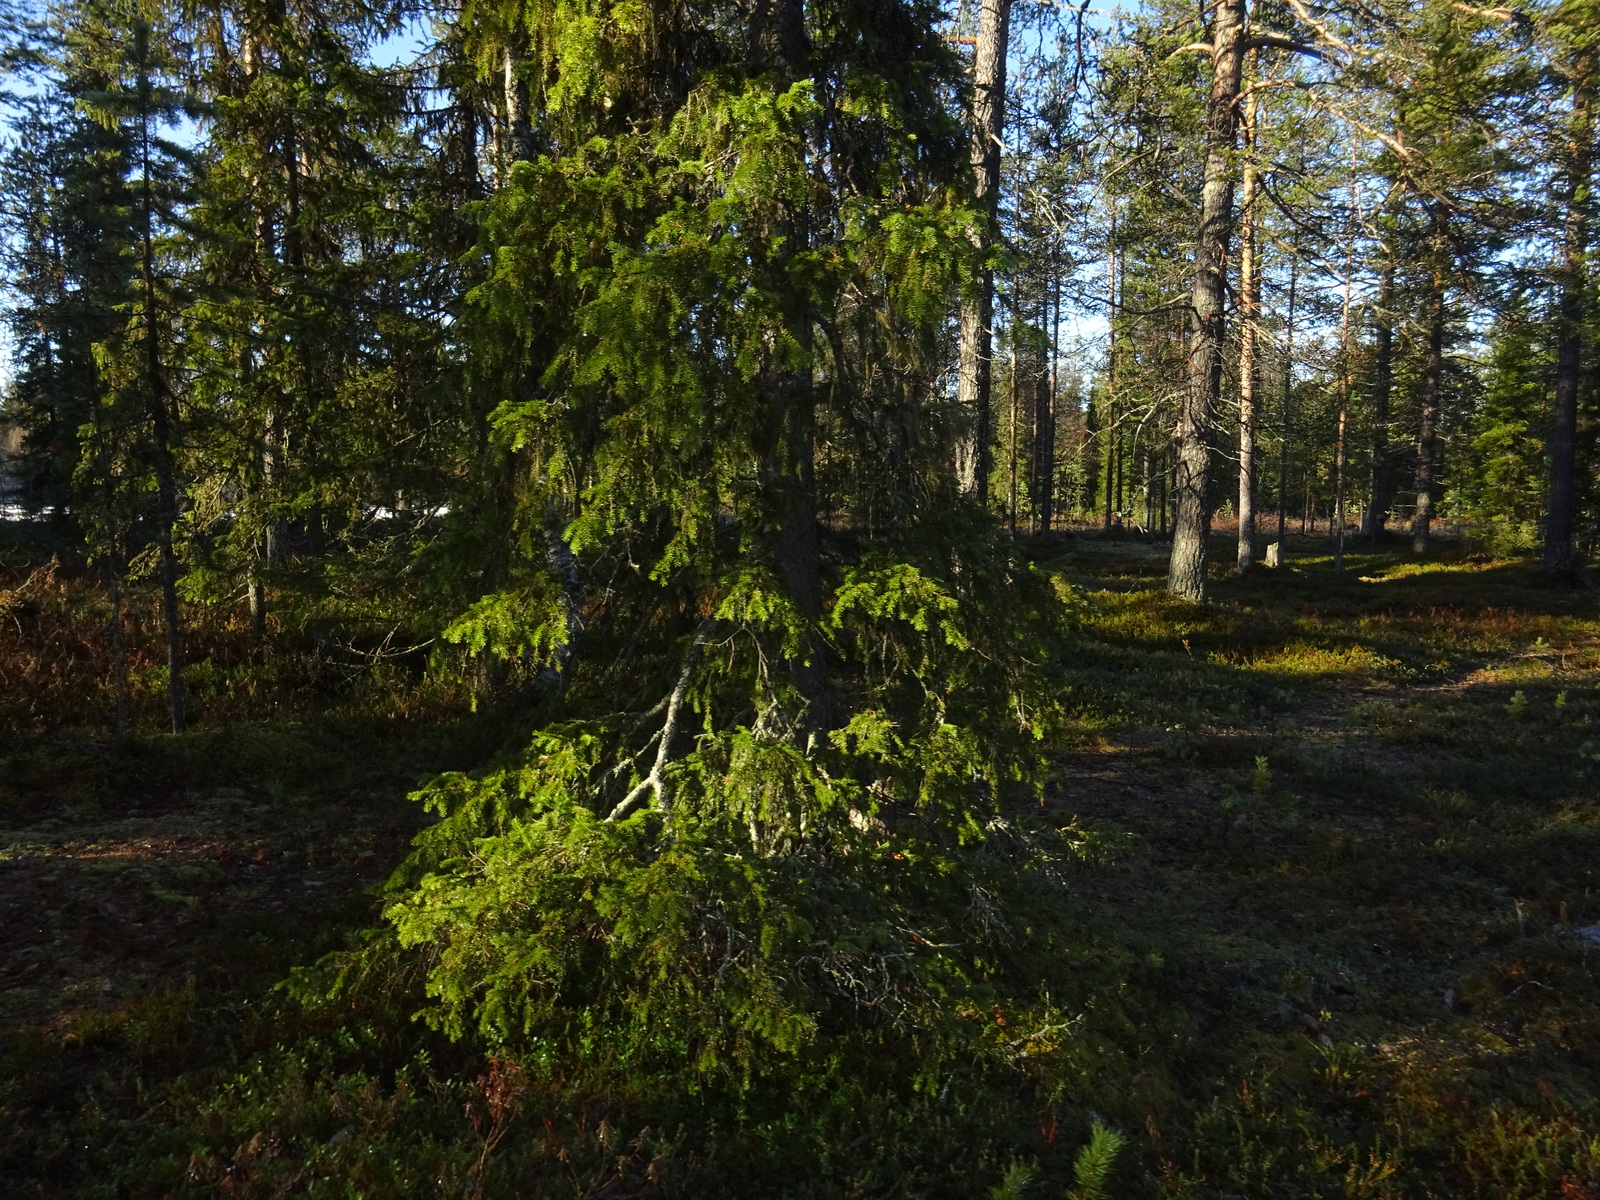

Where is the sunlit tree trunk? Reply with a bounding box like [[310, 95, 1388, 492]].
[[1103, 214, 1118, 531], [1169, 0, 1246, 601], [956, 0, 1012, 501], [1236, 81, 1260, 570], [1277, 259, 1296, 543], [503, 40, 533, 167]]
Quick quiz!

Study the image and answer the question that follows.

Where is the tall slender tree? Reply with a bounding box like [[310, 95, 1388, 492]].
[[1542, 0, 1597, 575], [1168, 0, 1246, 601], [956, 0, 1013, 501], [74, 3, 197, 732]]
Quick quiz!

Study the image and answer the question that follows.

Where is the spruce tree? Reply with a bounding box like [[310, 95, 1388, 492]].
[[340, 0, 1083, 1151], [77, 6, 198, 733]]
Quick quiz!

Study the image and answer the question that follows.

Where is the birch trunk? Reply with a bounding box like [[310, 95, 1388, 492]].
[[1236, 78, 1260, 569], [1277, 259, 1296, 541]]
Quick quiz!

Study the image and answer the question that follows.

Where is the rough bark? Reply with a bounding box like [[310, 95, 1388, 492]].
[[955, 0, 1012, 501], [1544, 38, 1596, 575], [1168, 0, 1247, 601]]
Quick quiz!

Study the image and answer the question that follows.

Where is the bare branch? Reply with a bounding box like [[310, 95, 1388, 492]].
[[606, 620, 718, 824], [1283, 0, 1355, 59], [1246, 32, 1322, 58]]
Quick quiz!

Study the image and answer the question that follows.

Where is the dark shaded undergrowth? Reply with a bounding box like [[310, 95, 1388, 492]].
[[3, 528, 1598, 1197]]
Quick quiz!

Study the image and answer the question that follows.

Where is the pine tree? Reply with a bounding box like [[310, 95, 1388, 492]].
[[956, 0, 1013, 502], [1166, 0, 1246, 601]]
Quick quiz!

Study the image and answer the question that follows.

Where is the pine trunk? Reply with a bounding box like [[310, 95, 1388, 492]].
[[956, 0, 1012, 501], [1169, 0, 1247, 601]]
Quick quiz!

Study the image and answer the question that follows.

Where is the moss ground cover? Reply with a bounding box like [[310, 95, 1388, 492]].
[[2, 530, 1598, 1197], [1046, 533, 1600, 1199]]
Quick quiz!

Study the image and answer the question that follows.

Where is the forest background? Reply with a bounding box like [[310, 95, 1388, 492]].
[[1, 0, 1599, 1196]]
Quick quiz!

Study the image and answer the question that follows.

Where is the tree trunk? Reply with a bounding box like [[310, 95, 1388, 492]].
[[1277, 258, 1296, 542], [503, 41, 534, 169], [1334, 405, 1349, 570], [1103, 407, 1117, 528], [1362, 257, 1395, 539], [956, 0, 1012, 502], [1544, 38, 1596, 575], [240, 26, 272, 643], [1411, 209, 1447, 555], [1034, 272, 1058, 533], [138, 106, 184, 734], [107, 560, 130, 738], [1103, 223, 1118, 531], [1007, 326, 1019, 533], [1236, 79, 1260, 569], [1168, 0, 1247, 601], [1142, 450, 1154, 531], [1334, 158, 1356, 573]]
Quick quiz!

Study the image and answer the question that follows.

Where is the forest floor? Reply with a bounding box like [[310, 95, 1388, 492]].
[[2, 530, 1598, 1197], [1038, 534, 1600, 1197]]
